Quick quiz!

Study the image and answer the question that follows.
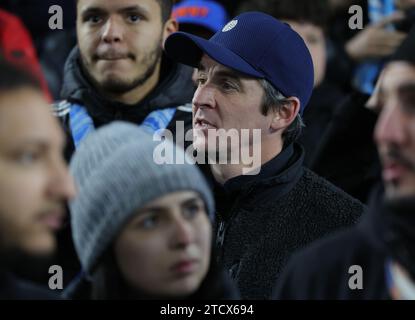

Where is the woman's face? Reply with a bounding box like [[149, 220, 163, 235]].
[[114, 191, 212, 298]]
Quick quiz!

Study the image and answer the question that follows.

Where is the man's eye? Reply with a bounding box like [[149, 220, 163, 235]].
[[85, 15, 102, 24], [15, 151, 41, 166], [222, 81, 237, 91], [127, 14, 141, 23]]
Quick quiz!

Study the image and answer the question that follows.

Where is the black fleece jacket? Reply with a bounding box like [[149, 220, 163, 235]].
[[206, 143, 366, 299]]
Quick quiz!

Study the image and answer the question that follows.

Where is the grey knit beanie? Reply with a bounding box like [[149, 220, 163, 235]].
[[69, 121, 214, 275]]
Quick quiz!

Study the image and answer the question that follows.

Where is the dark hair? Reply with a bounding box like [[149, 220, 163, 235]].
[[259, 79, 304, 144], [237, 0, 329, 31], [76, 0, 173, 23], [0, 59, 41, 93]]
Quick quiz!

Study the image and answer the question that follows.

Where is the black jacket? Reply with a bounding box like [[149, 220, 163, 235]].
[[300, 82, 346, 167], [0, 270, 60, 300], [208, 143, 365, 299], [54, 47, 195, 160], [273, 186, 415, 300], [310, 91, 381, 203]]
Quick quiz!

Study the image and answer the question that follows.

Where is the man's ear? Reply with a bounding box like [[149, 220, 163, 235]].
[[270, 97, 301, 132], [162, 18, 179, 48]]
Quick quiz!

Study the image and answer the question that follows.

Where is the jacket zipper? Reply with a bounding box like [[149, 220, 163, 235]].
[[216, 221, 226, 248]]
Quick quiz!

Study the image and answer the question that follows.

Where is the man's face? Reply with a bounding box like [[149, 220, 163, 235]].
[[192, 55, 273, 157], [285, 20, 326, 88], [76, 0, 169, 95], [0, 88, 76, 256], [375, 62, 415, 200]]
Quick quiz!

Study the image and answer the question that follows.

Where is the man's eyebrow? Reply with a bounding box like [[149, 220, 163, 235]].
[[196, 64, 244, 80], [7, 139, 49, 154], [81, 6, 105, 14], [118, 5, 149, 16], [81, 7, 106, 17], [214, 69, 244, 81]]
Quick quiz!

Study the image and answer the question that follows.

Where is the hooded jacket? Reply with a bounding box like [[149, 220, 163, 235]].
[[53, 47, 195, 160], [205, 143, 365, 299]]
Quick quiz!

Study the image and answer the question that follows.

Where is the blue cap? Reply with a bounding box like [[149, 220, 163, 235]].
[[165, 11, 314, 114], [172, 0, 229, 34]]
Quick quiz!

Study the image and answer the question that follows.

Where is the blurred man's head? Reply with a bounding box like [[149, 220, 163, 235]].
[[374, 28, 415, 200], [0, 61, 76, 259], [75, 0, 177, 104]]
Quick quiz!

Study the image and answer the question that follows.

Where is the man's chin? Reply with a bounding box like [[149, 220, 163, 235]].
[[98, 78, 139, 95], [384, 182, 415, 202]]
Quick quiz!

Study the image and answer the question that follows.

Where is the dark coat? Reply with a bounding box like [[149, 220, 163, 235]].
[[310, 91, 381, 203], [273, 186, 415, 300], [54, 47, 195, 161], [0, 270, 60, 300], [209, 143, 365, 299], [299, 82, 346, 167]]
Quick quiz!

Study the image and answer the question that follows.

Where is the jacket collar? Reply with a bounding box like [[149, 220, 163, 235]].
[[210, 143, 304, 215]]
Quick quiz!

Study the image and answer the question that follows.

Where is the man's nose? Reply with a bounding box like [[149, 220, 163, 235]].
[[102, 16, 123, 43], [192, 85, 216, 110], [375, 105, 407, 147], [48, 157, 77, 201]]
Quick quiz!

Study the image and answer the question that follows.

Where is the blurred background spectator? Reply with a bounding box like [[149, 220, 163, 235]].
[[173, 0, 229, 39], [1, 0, 77, 100], [0, 9, 52, 101]]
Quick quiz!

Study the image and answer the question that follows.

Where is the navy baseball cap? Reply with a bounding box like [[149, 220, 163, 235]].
[[165, 11, 314, 115], [172, 0, 229, 34]]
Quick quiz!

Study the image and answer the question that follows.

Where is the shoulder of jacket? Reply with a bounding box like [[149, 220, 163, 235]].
[[299, 168, 365, 209], [51, 100, 72, 117], [299, 168, 346, 193]]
